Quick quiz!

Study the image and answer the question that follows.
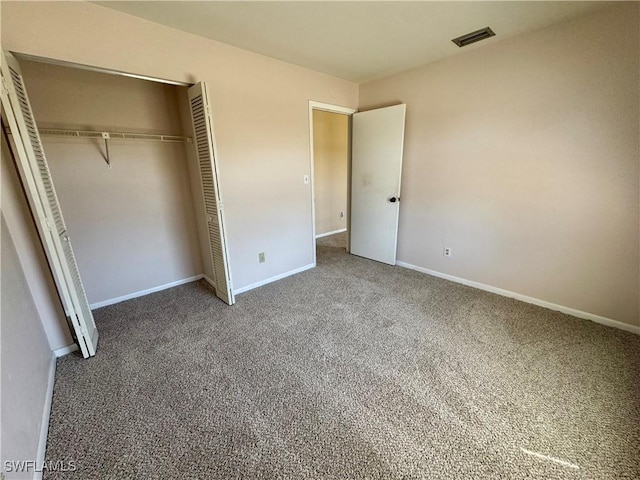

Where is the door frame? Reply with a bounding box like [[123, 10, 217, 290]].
[[308, 101, 357, 266]]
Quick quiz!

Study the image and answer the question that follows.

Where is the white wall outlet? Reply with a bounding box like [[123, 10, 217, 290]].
[[443, 247, 452, 257], [340, 211, 344, 218], [258, 252, 266, 263], [303, 174, 309, 184]]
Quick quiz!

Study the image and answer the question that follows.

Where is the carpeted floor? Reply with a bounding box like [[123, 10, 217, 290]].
[[44, 233, 640, 479]]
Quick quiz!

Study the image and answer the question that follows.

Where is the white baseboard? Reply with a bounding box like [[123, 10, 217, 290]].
[[89, 275, 204, 309], [53, 344, 78, 357], [34, 353, 56, 480], [202, 274, 216, 289], [234, 263, 315, 295], [396, 261, 640, 335], [315, 228, 347, 239]]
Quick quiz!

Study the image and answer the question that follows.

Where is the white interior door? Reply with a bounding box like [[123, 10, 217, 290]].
[[188, 82, 235, 305], [1, 51, 99, 358], [350, 104, 406, 265]]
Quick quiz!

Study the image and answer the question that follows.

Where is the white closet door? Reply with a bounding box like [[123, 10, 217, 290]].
[[1, 51, 98, 358], [188, 82, 235, 305]]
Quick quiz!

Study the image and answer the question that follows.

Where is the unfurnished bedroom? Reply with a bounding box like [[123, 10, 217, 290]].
[[2, 2, 639, 479]]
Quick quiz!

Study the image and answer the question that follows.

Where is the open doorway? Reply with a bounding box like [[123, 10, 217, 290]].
[[309, 101, 406, 266], [313, 110, 348, 249], [309, 102, 356, 263]]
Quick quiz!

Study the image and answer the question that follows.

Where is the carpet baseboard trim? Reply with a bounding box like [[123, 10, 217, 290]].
[[53, 344, 78, 357], [396, 261, 640, 335], [35, 353, 56, 480], [89, 275, 204, 309], [234, 263, 315, 294], [315, 228, 347, 239]]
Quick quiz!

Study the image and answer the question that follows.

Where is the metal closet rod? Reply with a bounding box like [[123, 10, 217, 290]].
[[3, 127, 192, 143], [3, 127, 192, 169], [37, 128, 192, 143]]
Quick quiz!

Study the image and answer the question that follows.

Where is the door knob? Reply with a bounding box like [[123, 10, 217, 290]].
[[389, 196, 399, 203]]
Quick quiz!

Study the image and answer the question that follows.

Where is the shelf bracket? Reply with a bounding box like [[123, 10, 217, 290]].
[[101, 132, 111, 168]]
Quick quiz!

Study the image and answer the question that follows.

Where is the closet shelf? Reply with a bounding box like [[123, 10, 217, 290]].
[[5, 127, 192, 143]]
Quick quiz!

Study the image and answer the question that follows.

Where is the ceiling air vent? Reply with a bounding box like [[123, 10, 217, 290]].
[[452, 27, 495, 48]]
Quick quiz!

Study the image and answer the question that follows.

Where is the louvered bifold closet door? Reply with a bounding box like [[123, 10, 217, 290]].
[[188, 82, 235, 305], [1, 51, 98, 358]]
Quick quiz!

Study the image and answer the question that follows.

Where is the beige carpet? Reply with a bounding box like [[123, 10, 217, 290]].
[[44, 232, 640, 479]]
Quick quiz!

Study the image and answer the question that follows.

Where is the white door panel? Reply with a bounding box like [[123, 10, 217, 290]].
[[350, 104, 406, 265], [188, 82, 235, 305]]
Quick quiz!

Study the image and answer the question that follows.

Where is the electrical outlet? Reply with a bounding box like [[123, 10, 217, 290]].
[[340, 211, 344, 219], [443, 247, 452, 257], [258, 252, 266, 263], [303, 175, 309, 184]]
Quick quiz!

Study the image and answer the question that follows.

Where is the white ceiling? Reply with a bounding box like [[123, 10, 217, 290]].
[[96, 1, 611, 84]]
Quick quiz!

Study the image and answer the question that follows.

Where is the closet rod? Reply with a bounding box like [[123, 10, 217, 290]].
[[38, 128, 192, 143], [4, 127, 192, 143]]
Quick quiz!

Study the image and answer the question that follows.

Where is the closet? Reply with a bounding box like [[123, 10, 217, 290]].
[[1, 51, 234, 358]]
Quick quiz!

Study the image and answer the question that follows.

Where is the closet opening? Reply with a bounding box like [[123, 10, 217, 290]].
[[1, 51, 234, 358]]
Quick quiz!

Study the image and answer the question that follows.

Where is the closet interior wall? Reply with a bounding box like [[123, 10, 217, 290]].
[[19, 60, 205, 308]]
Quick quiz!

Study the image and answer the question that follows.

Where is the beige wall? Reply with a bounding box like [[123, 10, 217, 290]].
[[360, 3, 640, 327], [1, 215, 54, 479], [0, 1, 359, 294], [313, 110, 348, 236], [19, 60, 203, 306]]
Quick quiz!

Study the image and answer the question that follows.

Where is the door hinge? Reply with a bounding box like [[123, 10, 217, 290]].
[[45, 217, 52, 231], [1, 77, 8, 96]]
